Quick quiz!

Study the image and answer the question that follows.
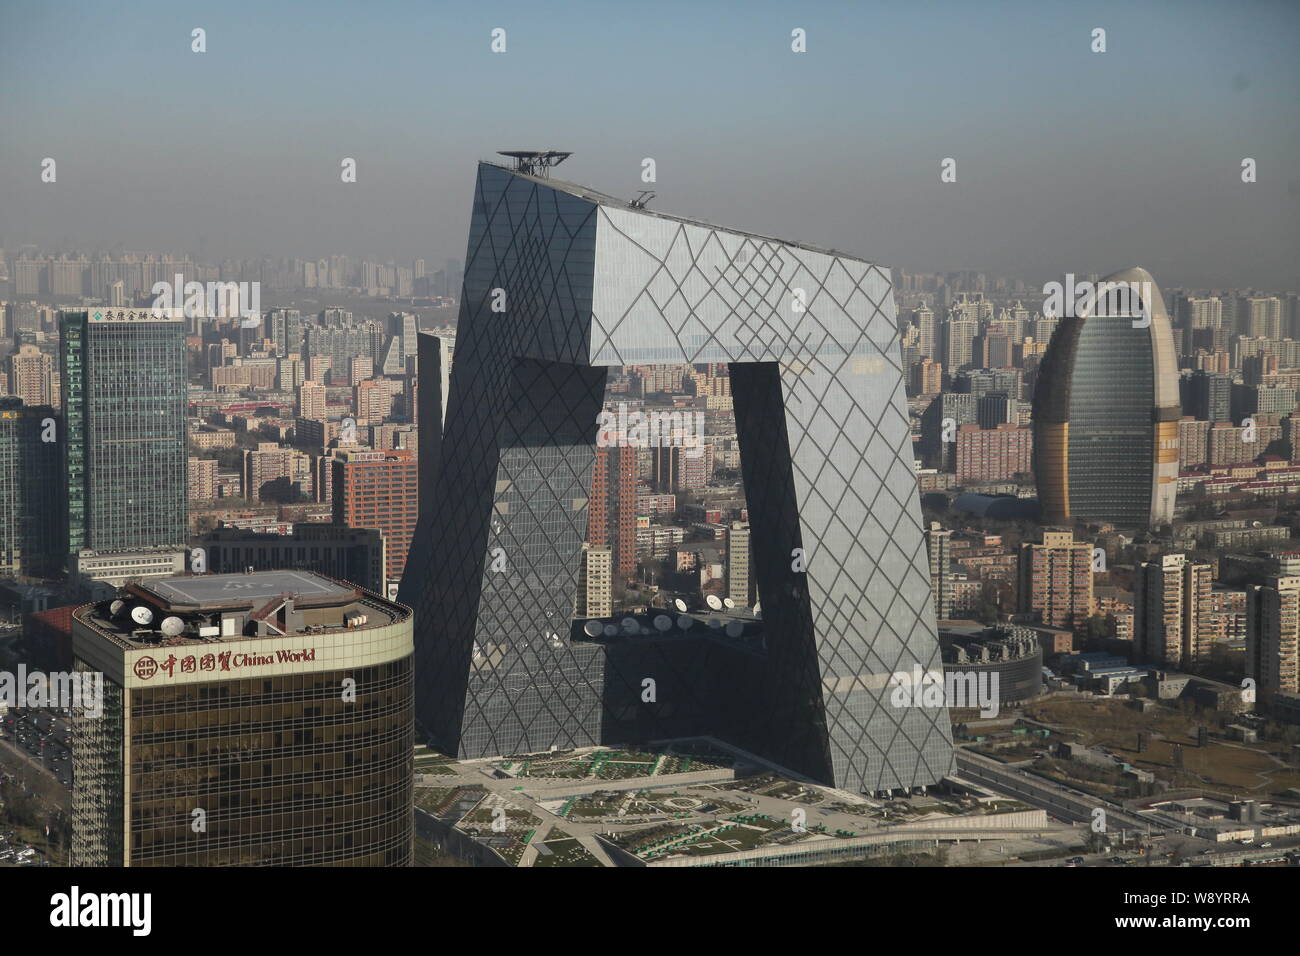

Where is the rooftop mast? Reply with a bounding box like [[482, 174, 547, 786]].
[[496, 149, 572, 178]]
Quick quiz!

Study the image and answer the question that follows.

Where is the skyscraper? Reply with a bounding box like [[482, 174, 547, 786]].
[[955, 423, 1032, 482], [60, 309, 187, 583], [726, 521, 752, 608], [1033, 268, 1180, 528], [1134, 553, 1214, 667], [926, 522, 953, 621], [914, 304, 937, 360], [1183, 369, 1232, 423], [576, 543, 613, 618], [976, 391, 1015, 428], [0, 398, 61, 577], [387, 311, 419, 362], [944, 315, 978, 372], [333, 449, 418, 594], [920, 392, 977, 470], [652, 442, 707, 492], [1246, 576, 1300, 706], [243, 442, 313, 501], [587, 443, 637, 580], [268, 308, 304, 357], [297, 380, 327, 420], [1018, 529, 1093, 630], [1231, 383, 1296, 423], [1178, 296, 1223, 330], [910, 356, 942, 395], [401, 156, 952, 793], [1239, 296, 1284, 340], [1178, 417, 1211, 469], [70, 570, 413, 866], [10, 344, 55, 407]]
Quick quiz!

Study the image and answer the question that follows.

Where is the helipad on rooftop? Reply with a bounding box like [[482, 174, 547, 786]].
[[140, 570, 352, 608]]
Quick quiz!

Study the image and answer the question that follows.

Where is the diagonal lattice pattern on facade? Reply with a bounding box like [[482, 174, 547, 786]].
[[400, 162, 953, 791]]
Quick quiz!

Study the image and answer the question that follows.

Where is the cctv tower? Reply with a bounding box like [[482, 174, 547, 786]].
[[402, 155, 953, 792]]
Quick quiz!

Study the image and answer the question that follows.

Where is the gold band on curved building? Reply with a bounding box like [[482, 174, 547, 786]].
[[1034, 421, 1070, 523]]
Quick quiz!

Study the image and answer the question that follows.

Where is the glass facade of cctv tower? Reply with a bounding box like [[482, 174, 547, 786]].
[[401, 161, 953, 793]]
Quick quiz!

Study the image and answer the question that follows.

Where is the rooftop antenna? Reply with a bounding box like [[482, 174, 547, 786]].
[[630, 190, 655, 209], [497, 149, 572, 178]]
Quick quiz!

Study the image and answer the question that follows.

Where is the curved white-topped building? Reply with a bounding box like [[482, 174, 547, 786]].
[[1033, 267, 1180, 528]]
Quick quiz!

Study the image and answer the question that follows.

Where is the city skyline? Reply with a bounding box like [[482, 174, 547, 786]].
[[1, 1, 1297, 289], [2, 0, 1300, 892]]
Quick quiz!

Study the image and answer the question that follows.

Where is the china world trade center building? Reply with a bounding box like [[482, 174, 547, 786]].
[[401, 158, 953, 793]]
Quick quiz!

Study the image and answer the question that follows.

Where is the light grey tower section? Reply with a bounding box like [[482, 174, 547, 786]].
[[405, 161, 953, 791]]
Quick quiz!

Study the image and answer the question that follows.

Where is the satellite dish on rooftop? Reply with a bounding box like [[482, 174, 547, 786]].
[[603, 624, 618, 637], [583, 620, 603, 638], [160, 616, 185, 636], [653, 615, 672, 632], [674, 598, 688, 613], [621, 617, 638, 633], [705, 594, 723, 611], [723, 597, 736, 609], [130, 606, 154, 626], [109, 599, 125, 616]]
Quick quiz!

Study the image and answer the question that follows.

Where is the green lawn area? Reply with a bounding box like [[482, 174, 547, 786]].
[[534, 838, 601, 867]]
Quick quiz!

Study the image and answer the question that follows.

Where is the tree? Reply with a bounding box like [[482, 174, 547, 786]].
[[1084, 613, 1110, 640]]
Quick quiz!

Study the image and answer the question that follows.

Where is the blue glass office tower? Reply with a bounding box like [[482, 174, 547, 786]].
[[61, 309, 188, 560]]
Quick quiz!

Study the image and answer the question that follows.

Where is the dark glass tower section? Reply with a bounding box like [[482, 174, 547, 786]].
[[60, 310, 188, 559], [0, 398, 61, 576], [403, 162, 953, 792], [1065, 312, 1155, 521]]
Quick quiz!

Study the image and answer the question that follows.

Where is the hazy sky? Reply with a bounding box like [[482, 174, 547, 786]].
[[2, 0, 1297, 290]]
